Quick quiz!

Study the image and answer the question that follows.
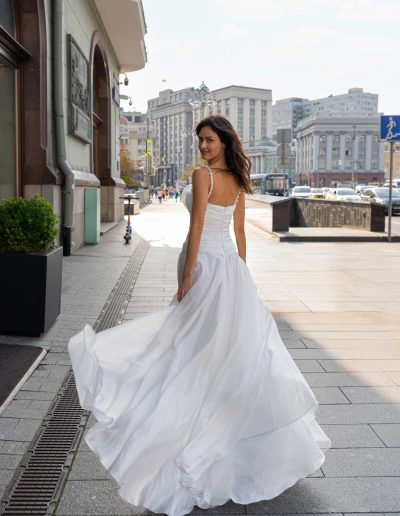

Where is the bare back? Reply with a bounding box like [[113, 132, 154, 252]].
[[207, 168, 241, 207]]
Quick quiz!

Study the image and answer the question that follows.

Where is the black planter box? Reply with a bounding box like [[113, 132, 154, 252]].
[[0, 247, 63, 335]]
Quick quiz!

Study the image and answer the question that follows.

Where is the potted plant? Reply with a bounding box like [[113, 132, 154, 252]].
[[0, 195, 62, 335]]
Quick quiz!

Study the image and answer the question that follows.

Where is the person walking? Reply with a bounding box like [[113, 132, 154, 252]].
[[69, 115, 331, 516], [157, 189, 163, 204]]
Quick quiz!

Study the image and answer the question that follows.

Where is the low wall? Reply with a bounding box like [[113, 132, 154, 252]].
[[245, 195, 386, 233]]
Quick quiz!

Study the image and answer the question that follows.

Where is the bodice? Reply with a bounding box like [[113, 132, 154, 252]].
[[181, 167, 240, 257]]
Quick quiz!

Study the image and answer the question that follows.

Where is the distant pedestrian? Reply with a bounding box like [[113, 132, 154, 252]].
[[157, 189, 163, 203], [174, 190, 179, 202]]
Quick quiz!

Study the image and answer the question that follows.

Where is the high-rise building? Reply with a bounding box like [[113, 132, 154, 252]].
[[272, 98, 309, 138], [273, 88, 378, 138], [147, 88, 194, 187], [147, 84, 273, 186], [195, 85, 273, 146]]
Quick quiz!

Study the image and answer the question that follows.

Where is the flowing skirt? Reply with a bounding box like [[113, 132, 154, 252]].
[[68, 248, 331, 516]]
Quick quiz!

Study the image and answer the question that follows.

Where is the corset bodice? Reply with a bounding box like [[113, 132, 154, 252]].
[[181, 166, 240, 258]]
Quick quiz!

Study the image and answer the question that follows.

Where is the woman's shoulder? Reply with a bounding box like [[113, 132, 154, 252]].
[[192, 165, 211, 176]]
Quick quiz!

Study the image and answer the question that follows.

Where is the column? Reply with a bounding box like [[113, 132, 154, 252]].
[[326, 133, 333, 171], [366, 133, 372, 170], [339, 132, 346, 171], [312, 133, 320, 172]]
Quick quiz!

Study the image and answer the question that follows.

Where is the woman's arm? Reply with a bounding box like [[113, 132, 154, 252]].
[[177, 167, 209, 302], [233, 191, 246, 262]]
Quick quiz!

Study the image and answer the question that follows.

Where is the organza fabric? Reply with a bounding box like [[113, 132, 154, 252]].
[[69, 172, 331, 516]]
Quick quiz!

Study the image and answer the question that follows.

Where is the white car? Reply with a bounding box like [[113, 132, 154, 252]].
[[325, 188, 360, 202], [291, 186, 312, 198]]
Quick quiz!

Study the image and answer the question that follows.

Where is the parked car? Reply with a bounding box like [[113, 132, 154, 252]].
[[311, 188, 325, 199], [383, 179, 400, 189], [360, 187, 400, 215], [291, 186, 312, 198], [325, 188, 361, 202]]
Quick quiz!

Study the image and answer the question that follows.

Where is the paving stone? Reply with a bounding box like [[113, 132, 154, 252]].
[[0, 418, 41, 441], [0, 441, 29, 454], [245, 477, 400, 513], [32, 364, 70, 379], [0, 453, 23, 469], [294, 360, 326, 373], [55, 479, 151, 514], [2, 399, 52, 419], [318, 403, 400, 424], [341, 386, 400, 403], [320, 424, 385, 448], [14, 390, 55, 401], [303, 372, 395, 387], [370, 423, 400, 446], [0, 469, 13, 488], [321, 448, 400, 476], [387, 371, 400, 385], [312, 387, 350, 404], [345, 513, 400, 516], [319, 359, 400, 373], [0, 418, 18, 439], [69, 452, 110, 480]]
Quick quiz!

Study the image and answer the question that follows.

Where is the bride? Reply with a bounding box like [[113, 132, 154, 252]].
[[68, 115, 331, 516]]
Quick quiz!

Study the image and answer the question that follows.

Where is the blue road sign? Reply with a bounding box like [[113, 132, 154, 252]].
[[380, 115, 400, 141]]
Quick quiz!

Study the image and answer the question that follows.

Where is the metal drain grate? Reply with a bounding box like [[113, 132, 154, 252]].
[[0, 236, 149, 515]]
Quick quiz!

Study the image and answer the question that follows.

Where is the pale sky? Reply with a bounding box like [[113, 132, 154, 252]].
[[120, 0, 399, 115]]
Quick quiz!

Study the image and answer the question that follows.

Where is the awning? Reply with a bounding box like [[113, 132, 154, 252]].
[[93, 0, 147, 72]]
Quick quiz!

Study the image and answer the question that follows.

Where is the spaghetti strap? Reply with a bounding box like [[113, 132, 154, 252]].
[[204, 165, 214, 198], [234, 188, 242, 206]]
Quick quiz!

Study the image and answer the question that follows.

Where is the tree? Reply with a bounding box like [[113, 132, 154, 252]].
[[120, 145, 140, 188]]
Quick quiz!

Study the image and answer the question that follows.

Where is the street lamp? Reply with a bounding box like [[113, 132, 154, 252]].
[[188, 82, 216, 164], [188, 81, 217, 119]]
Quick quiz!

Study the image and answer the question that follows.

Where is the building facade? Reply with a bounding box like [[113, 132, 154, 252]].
[[383, 142, 400, 180], [120, 111, 155, 171], [273, 88, 378, 139], [296, 116, 384, 187], [272, 98, 308, 138], [195, 85, 273, 147], [0, 0, 147, 253], [147, 88, 194, 187]]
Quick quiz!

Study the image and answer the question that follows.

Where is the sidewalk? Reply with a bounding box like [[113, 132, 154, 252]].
[[1, 198, 400, 515]]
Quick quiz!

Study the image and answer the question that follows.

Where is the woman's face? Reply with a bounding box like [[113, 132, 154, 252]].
[[198, 125, 225, 162]]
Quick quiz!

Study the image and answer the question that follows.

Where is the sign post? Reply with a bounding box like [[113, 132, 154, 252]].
[[380, 116, 400, 242]]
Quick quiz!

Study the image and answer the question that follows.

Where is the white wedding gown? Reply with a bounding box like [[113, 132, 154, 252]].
[[68, 167, 331, 516]]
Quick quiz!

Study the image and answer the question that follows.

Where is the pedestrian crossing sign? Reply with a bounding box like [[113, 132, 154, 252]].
[[380, 115, 400, 141]]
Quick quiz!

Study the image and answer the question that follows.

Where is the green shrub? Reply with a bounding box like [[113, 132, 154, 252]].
[[0, 195, 58, 253]]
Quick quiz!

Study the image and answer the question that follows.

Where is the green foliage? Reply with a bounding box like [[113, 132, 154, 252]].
[[0, 196, 58, 254]]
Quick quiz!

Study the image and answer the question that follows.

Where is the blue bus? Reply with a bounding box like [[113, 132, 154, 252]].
[[250, 173, 291, 196]]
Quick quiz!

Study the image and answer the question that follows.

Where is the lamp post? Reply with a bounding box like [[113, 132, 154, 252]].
[[188, 82, 216, 164]]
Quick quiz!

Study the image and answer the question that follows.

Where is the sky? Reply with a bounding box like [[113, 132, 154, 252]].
[[120, 0, 399, 115]]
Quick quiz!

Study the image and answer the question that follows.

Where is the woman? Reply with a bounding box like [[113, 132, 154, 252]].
[[69, 115, 331, 516]]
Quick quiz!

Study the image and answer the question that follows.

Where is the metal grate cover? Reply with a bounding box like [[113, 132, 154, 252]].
[[0, 236, 149, 515]]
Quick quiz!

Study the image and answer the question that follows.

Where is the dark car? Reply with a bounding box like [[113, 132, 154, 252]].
[[361, 187, 400, 215]]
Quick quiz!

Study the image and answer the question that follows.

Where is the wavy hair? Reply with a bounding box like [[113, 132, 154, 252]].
[[195, 115, 253, 194]]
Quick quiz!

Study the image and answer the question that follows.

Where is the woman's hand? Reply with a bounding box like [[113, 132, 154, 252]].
[[177, 273, 192, 302]]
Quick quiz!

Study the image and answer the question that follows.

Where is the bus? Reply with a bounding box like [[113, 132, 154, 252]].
[[250, 173, 291, 196]]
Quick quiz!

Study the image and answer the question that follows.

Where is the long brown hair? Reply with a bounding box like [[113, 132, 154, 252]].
[[196, 115, 253, 194]]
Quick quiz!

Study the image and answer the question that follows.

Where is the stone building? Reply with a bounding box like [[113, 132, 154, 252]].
[[296, 115, 384, 187], [147, 88, 194, 187], [196, 85, 273, 146], [273, 88, 378, 139], [120, 111, 155, 173], [0, 0, 147, 254], [383, 142, 400, 180]]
